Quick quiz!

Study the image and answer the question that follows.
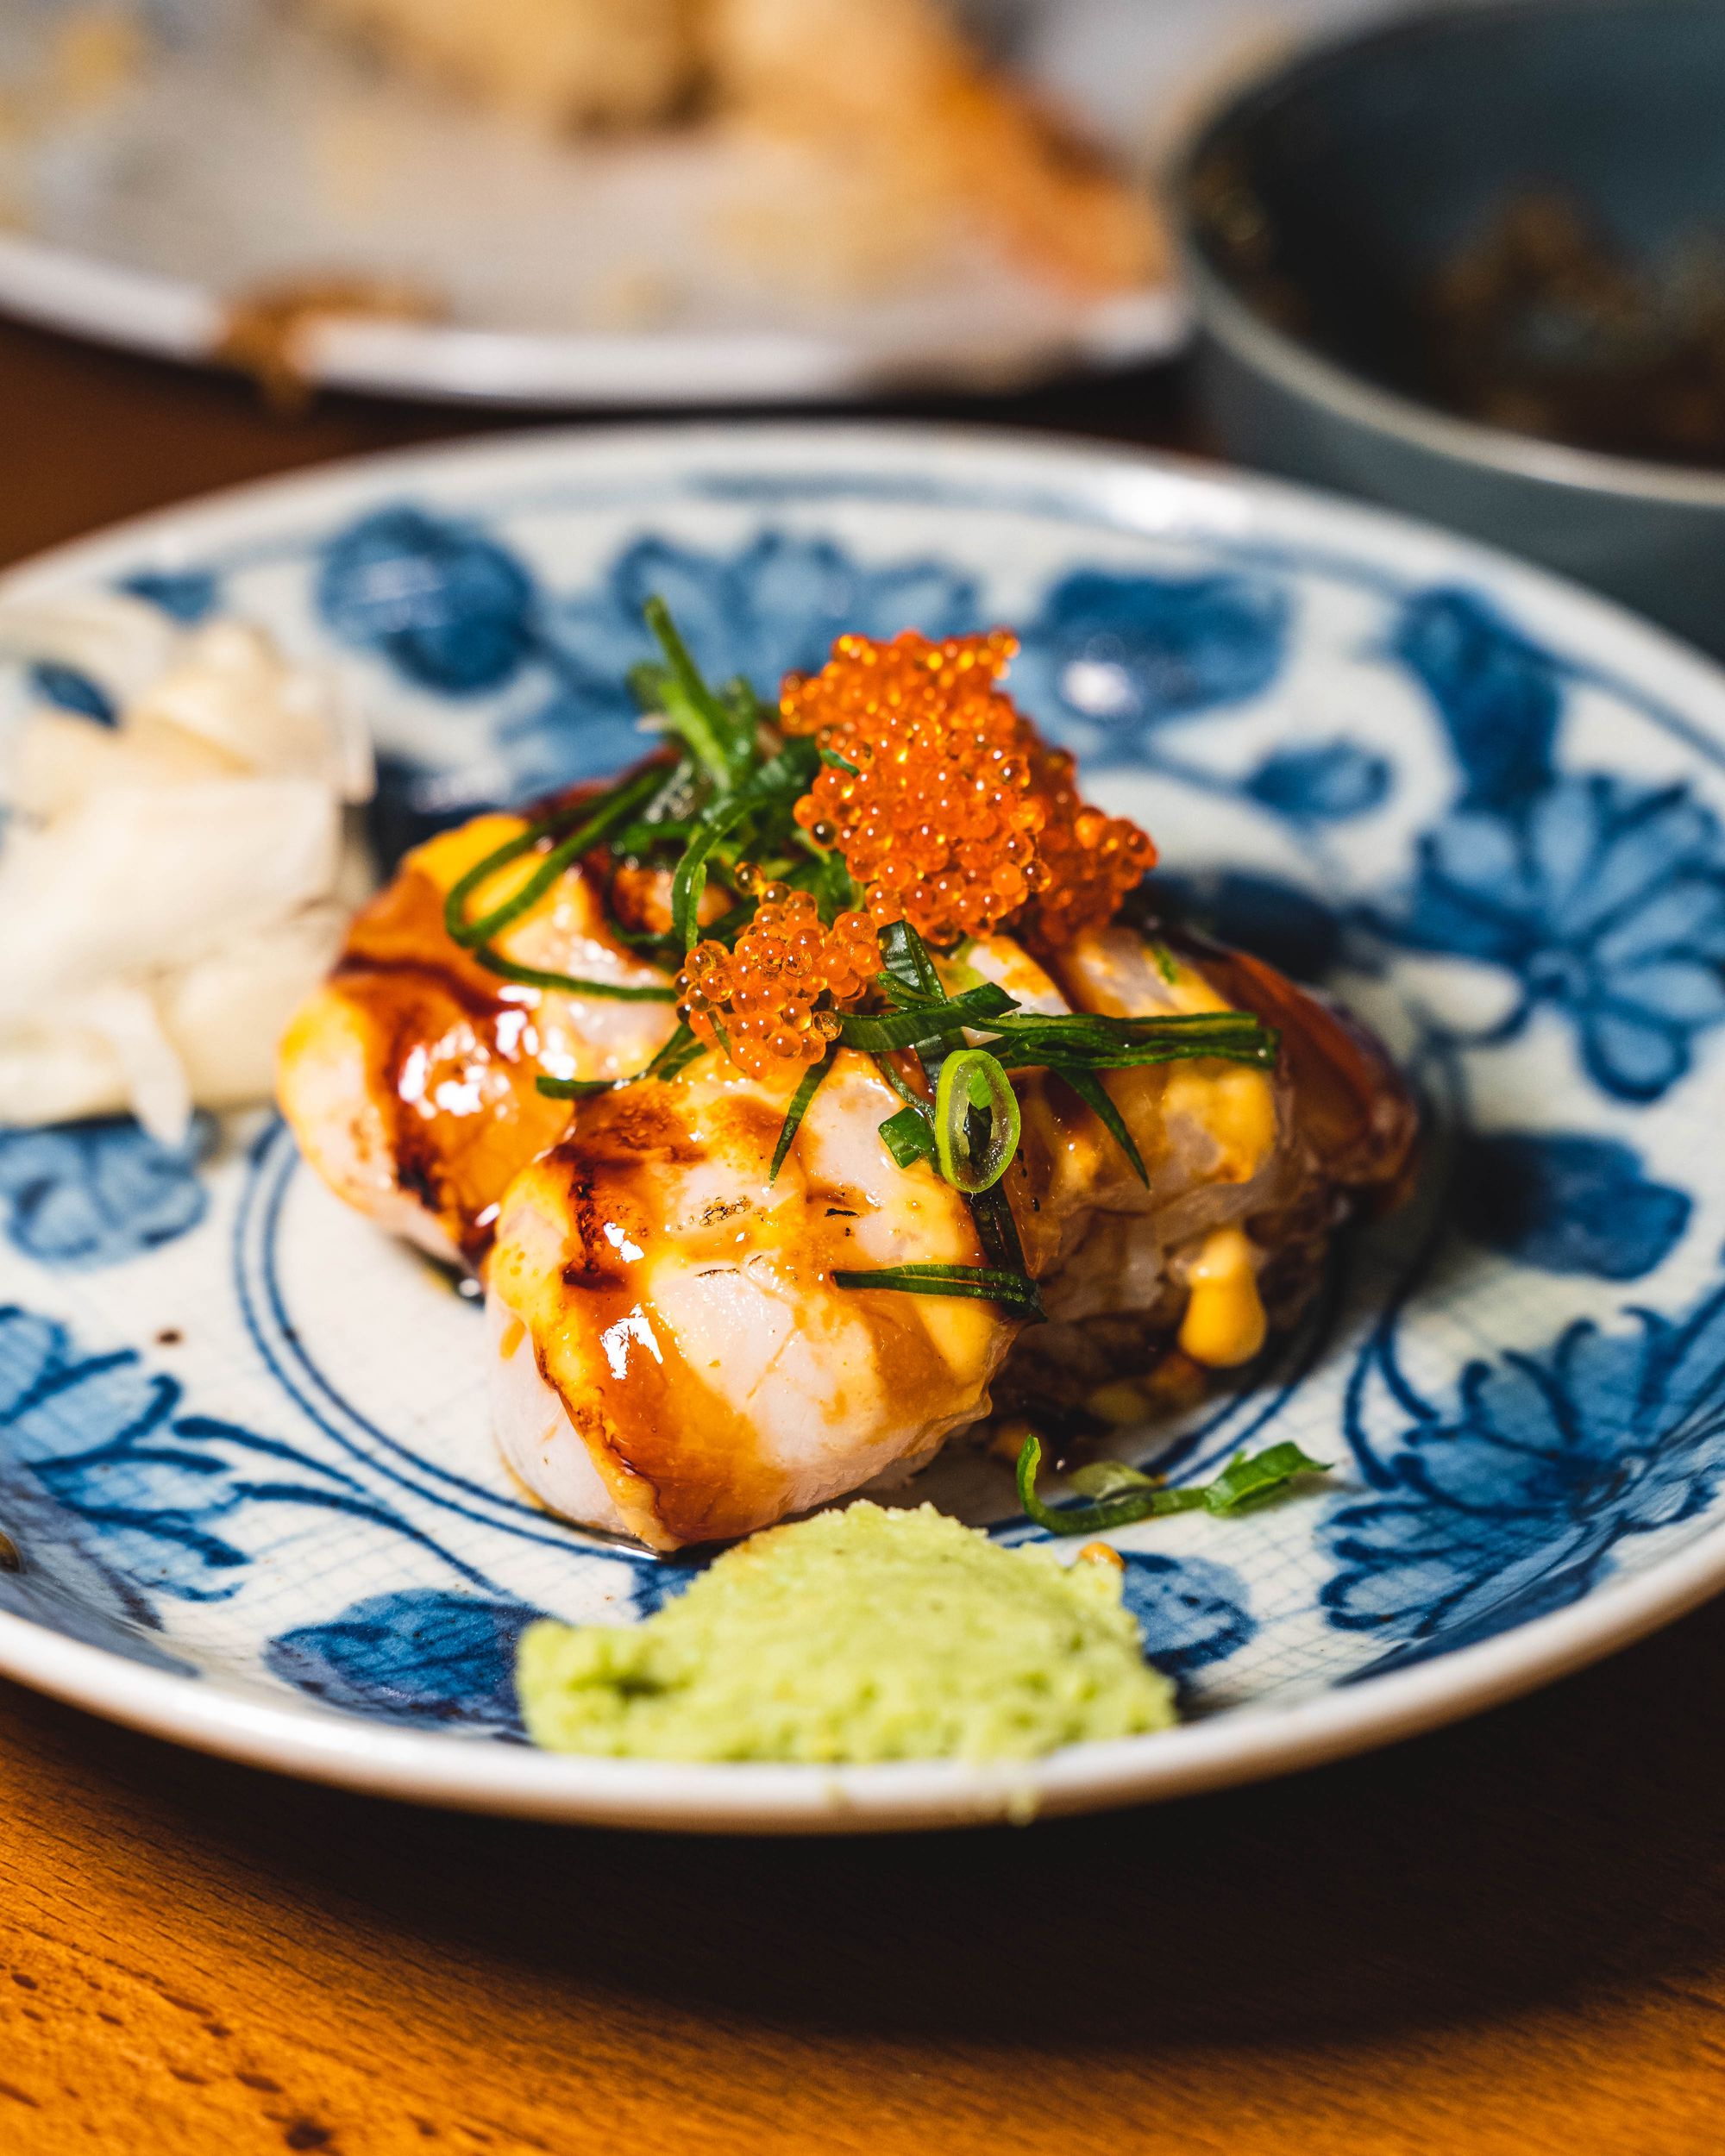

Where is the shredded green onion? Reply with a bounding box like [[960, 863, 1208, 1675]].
[[832, 1263, 1044, 1319], [1015, 1431, 1330, 1537], [1054, 1066, 1147, 1186], [879, 918, 944, 1003], [535, 1021, 707, 1101], [966, 1177, 1032, 1283], [442, 763, 666, 951], [986, 1010, 1278, 1072], [670, 741, 819, 951], [837, 983, 1016, 1053], [643, 596, 756, 787], [877, 1103, 938, 1169], [769, 1045, 837, 1181], [472, 945, 677, 1000]]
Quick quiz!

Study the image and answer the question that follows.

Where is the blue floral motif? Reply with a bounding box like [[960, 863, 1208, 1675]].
[[483, 530, 980, 799], [28, 661, 114, 725], [1390, 587, 1559, 810], [1456, 1131, 1690, 1280], [0, 1306, 480, 1613], [267, 1589, 543, 1730], [546, 529, 975, 704], [1013, 567, 1289, 756], [1326, 1274, 1725, 1669], [1245, 739, 1392, 823], [317, 506, 537, 695], [492, 681, 658, 800], [0, 1118, 211, 1270], [505, 530, 977, 797], [119, 568, 220, 623], [1119, 1553, 1256, 1677], [0, 1482, 194, 1673], [1389, 775, 1725, 1099]]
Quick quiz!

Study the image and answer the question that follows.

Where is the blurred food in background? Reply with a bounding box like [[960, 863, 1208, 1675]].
[[1177, 0, 1725, 659], [1428, 191, 1725, 467], [304, 0, 1161, 298], [0, 0, 1414, 404]]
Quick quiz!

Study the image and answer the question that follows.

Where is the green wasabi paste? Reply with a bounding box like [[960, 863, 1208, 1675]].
[[516, 1501, 1176, 1764]]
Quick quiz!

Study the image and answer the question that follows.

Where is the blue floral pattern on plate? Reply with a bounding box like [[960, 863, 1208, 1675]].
[[7, 433, 1725, 1821], [1453, 1132, 1690, 1280], [1013, 566, 1289, 759], [1327, 1275, 1725, 1674], [318, 505, 537, 695], [1383, 775, 1725, 1100], [0, 1118, 211, 1270]]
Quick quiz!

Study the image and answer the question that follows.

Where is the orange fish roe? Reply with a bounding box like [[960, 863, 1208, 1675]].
[[783, 628, 1154, 951], [676, 876, 881, 1081]]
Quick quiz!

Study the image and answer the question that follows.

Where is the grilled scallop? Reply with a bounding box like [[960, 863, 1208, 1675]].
[[277, 809, 676, 1267], [279, 797, 1414, 1548], [487, 1048, 1018, 1549], [996, 922, 1418, 1417]]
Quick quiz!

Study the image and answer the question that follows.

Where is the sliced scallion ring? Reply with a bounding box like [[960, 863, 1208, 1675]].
[[933, 1047, 1020, 1194]]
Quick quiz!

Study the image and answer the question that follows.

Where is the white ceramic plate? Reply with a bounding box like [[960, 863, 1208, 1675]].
[[0, 0, 1410, 405], [7, 422, 1725, 1832]]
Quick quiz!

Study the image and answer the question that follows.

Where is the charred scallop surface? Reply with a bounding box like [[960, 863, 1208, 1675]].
[[277, 802, 677, 1265], [487, 1050, 1017, 1550]]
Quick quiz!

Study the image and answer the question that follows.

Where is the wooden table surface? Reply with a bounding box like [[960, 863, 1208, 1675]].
[[3, 319, 1723, 2156]]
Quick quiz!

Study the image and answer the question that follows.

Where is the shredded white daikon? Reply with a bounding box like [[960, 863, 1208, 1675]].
[[0, 598, 375, 1144]]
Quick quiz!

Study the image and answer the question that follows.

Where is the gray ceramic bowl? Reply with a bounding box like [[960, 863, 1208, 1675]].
[[1176, 0, 1725, 655]]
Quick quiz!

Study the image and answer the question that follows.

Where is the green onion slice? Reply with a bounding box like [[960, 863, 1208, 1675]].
[[832, 1263, 1044, 1319], [934, 1047, 1020, 1194], [1015, 1432, 1330, 1537]]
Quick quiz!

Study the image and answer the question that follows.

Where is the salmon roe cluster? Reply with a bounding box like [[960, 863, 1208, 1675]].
[[782, 628, 1154, 951], [675, 874, 881, 1081]]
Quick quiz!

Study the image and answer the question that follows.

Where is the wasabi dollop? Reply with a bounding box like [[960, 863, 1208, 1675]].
[[516, 1501, 1176, 1764]]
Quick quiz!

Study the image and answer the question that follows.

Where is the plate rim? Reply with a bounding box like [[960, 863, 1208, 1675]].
[[8, 415, 1725, 1830], [0, 232, 1188, 410]]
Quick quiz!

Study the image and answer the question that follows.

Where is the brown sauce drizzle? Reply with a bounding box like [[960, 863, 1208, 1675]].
[[530, 1091, 792, 1545], [334, 862, 571, 1265]]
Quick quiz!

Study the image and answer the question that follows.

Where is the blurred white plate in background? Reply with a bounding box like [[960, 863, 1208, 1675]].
[[0, 0, 1415, 406]]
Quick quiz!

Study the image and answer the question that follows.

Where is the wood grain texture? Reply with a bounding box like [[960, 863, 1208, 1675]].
[[0, 316, 1720, 2153]]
